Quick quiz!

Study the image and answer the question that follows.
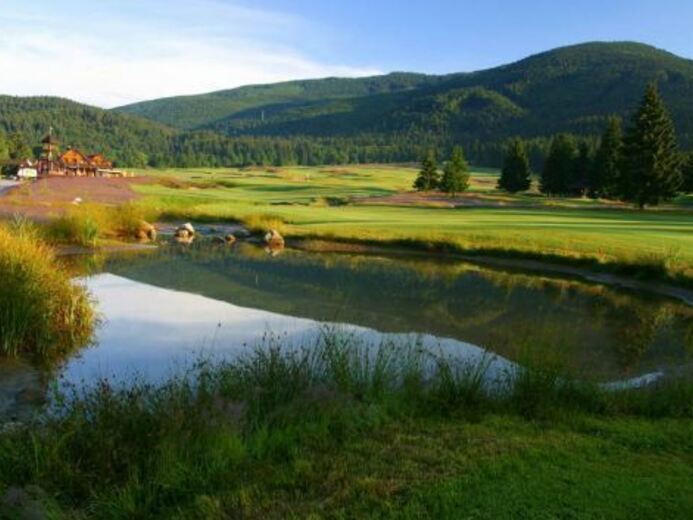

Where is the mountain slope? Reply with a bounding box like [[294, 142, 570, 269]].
[[115, 42, 693, 146], [0, 96, 177, 165], [116, 73, 443, 130]]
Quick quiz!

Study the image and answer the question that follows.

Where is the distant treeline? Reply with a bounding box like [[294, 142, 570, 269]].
[[0, 123, 594, 171]]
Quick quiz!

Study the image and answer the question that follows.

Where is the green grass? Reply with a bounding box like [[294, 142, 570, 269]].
[[0, 218, 95, 362], [1, 334, 692, 518], [130, 165, 693, 282]]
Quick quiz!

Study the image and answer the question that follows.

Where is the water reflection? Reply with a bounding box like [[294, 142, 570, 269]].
[[95, 243, 692, 380], [60, 273, 510, 391], [3, 242, 692, 421]]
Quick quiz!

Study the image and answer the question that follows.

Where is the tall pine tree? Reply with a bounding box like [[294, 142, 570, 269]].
[[498, 138, 532, 193], [413, 149, 440, 191], [621, 83, 682, 208], [440, 146, 470, 197], [540, 134, 577, 196], [572, 142, 592, 196], [682, 152, 693, 193], [590, 117, 623, 199]]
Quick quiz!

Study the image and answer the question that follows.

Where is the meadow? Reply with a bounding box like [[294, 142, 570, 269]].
[[131, 165, 693, 283]]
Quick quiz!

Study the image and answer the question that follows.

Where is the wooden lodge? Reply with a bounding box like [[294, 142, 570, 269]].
[[36, 132, 128, 178]]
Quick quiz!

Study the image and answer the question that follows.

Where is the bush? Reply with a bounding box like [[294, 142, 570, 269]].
[[0, 219, 95, 361]]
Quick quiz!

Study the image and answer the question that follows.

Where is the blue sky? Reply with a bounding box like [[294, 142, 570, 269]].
[[0, 0, 691, 107]]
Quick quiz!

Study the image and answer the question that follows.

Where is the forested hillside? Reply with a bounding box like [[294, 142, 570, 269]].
[[117, 73, 441, 130], [117, 42, 693, 149], [2, 42, 692, 169]]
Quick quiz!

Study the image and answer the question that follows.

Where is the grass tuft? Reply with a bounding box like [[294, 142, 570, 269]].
[[0, 220, 95, 361]]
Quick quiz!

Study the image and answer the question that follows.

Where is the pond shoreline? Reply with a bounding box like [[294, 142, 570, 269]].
[[288, 237, 693, 306], [53, 221, 693, 306]]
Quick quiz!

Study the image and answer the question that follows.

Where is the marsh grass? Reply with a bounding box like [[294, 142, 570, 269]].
[[0, 219, 95, 361], [43, 203, 156, 246]]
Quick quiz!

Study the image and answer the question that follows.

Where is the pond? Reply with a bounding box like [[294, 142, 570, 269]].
[[2, 241, 692, 421]]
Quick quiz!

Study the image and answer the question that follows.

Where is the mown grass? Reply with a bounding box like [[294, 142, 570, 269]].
[[130, 165, 693, 283], [1, 332, 692, 518], [0, 218, 95, 362]]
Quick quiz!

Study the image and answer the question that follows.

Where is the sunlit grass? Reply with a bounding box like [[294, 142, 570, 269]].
[[0, 218, 95, 361], [128, 165, 693, 283]]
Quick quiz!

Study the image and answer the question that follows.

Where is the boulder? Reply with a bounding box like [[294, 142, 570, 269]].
[[136, 221, 157, 242], [225, 234, 237, 244], [264, 229, 285, 248], [265, 229, 284, 255], [181, 222, 196, 235], [173, 233, 194, 245], [174, 223, 196, 240]]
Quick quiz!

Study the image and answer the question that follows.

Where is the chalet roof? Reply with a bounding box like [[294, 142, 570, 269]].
[[60, 148, 90, 163]]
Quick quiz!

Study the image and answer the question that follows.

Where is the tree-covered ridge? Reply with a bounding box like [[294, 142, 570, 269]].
[[115, 42, 693, 148], [0, 96, 176, 166], [116, 73, 441, 130]]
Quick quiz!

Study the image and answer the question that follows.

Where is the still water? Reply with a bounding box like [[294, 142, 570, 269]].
[[2, 242, 692, 420]]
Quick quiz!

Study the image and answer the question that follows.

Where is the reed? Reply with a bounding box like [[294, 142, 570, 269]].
[[0, 219, 95, 361]]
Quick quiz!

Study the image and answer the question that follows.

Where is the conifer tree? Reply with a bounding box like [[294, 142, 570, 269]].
[[590, 117, 623, 198], [572, 141, 592, 196], [498, 138, 531, 193], [621, 83, 682, 208], [682, 152, 693, 193], [540, 134, 577, 196], [440, 146, 470, 196], [413, 149, 440, 191]]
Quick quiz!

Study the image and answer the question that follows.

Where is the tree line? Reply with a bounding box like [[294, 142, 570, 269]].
[[413, 84, 693, 206]]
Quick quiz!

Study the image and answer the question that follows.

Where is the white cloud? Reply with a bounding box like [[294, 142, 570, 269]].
[[0, 0, 380, 108]]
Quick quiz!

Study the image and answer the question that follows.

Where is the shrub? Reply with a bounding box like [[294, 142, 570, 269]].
[[44, 207, 102, 247], [0, 220, 95, 361]]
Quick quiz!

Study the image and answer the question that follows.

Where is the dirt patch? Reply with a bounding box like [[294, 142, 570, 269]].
[[0, 177, 152, 219], [355, 191, 514, 208]]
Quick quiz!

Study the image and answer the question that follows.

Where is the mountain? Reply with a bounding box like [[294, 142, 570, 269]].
[[2, 42, 693, 170], [116, 73, 443, 130], [0, 96, 177, 165], [115, 42, 693, 147]]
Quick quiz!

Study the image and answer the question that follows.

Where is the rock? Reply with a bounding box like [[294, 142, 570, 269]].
[[264, 229, 285, 248], [136, 221, 157, 242], [182, 222, 196, 235], [225, 234, 237, 244], [173, 235, 194, 245], [174, 223, 196, 242]]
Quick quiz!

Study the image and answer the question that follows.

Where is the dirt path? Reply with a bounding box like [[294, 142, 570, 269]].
[[0, 177, 151, 219]]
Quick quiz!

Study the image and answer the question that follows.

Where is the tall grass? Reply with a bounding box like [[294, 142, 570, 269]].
[[0, 331, 691, 517], [43, 203, 156, 246], [0, 219, 95, 361]]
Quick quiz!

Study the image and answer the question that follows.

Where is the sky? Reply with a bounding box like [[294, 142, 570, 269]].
[[0, 0, 692, 108]]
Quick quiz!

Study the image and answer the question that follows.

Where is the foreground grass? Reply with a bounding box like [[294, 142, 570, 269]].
[[2, 335, 692, 518], [0, 218, 94, 361], [131, 166, 693, 283]]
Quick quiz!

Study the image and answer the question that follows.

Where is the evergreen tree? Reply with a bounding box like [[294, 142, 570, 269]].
[[590, 117, 623, 198], [540, 134, 577, 196], [498, 138, 532, 193], [621, 83, 682, 208], [572, 142, 592, 196], [682, 152, 693, 193], [413, 149, 440, 191], [440, 146, 470, 196]]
